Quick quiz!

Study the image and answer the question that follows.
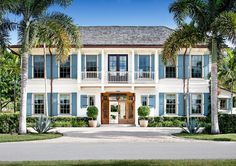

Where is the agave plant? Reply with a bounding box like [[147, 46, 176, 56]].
[[33, 115, 52, 134], [182, 119, 201, 134]]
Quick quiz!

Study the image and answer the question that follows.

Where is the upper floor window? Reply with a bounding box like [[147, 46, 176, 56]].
[[60, 94, 70, 114], [191, 94, 202, 114], [86, 55, 98, 78], [165, 94, 176, 114], [165, 62, 176, 78], [139, 55, 151, 72], [191, 56, 202, 78], [219, 98, 228, 110], [34, 94, 44, 114], [33, 55, 44, 78], [60, 57, 70, 78], [141, 95, 148, 106]]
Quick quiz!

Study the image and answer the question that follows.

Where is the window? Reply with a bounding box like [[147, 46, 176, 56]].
[[88, 96, 95, 106], [86, 55, 98, 78], [139, 55, 150, 72], [191, 94, 202, 114], [34, 94, 44, 114], [165, 62, 176, 78], [220, 99, 228, 110], [191, 56, 202, 78], [60, 57, 70, 78], [141, 96, 148, 106], [33, 55, 44, 78], [60, 94, 70, 114], [166, 94, 176, 114]]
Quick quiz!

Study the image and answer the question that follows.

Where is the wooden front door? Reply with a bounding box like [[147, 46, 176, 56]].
[[101, 93, 109, 124]]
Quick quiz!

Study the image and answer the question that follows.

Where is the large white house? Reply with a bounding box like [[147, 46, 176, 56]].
[[12, 26, 211, 126]]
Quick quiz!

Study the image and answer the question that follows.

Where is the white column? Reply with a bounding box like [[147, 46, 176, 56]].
[[101, 49, 105, 84], [131, 49, 135, 83], [77, 49, 81, 84], [155, 49, 158, 83], [135, 93, 139, 126]]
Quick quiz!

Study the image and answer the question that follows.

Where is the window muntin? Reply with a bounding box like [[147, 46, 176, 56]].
[[191, 56, 202, 78], [33, 55, 44, 78], [60, 57, 70, 78], [86, 55, 97, 72], [165, 62, 176, 78], [88, 96, 95, 106], [166, 94, 176, 114], [220, 99, 228, 110], [34, 94, 44, 114], [139, 55, 150, 72], [191, 94, 202, 114], [60, 94, 70, 114], [141, 95, 148, 106]]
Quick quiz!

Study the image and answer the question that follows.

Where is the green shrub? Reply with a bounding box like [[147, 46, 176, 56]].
[[0, 113, 19, 133], [87, 106, 98, 120], [219, 114, 236, 133], [73, 120, 88, 127], [138, 106, 150, 120], [53, 121, 72, 127], [33, 115, 52, 133]]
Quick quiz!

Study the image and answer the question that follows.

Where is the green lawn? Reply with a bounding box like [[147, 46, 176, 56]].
[[176, 133, 236, 141], [1, 160, 236, 166], [0, 133, 62, 143]]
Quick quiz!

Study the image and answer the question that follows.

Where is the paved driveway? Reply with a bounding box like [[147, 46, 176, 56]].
[[1, 127, 236, 161]]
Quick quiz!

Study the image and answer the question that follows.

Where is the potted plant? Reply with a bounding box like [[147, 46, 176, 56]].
[[87, 106, 98, 127], [138, 106, 150, 127]]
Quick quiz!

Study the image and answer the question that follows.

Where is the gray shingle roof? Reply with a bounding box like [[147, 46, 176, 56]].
[[79, 26, 174, 46]]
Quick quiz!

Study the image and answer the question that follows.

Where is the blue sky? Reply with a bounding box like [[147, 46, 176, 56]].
[[10, 0, 177, 44]]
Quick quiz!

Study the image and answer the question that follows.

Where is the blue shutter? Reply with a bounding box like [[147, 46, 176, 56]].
[[52, 93, 58, 116], [158, 55, 164, 79], [185, 55, 189, 79], [178, 93, 184, 116], [47, 93, 51, 115], [81, 54, 85, 72], [72, 93, 77, 116], [151, 54, 155, 79], [46, 55, 51, 79], [27, 93, 32, 116], [28, 55, 32, 79], [228, 98, 232, 111], [52, 55, 58, 78], [98, 54, 102, 79], [135, 54, 138, 79], [80, 95, 87, 108], [159, 93, 164, 116], [178, 55, 183, 79], [204, 93, 209, 116], [204, 55, 209, 79], [149, 95, 156, 108], [71, 54, 77, 79]]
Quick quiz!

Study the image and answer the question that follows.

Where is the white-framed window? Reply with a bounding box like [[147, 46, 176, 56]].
[[59, 56, 71, 78], [191, 94, 202, 114], [219, 98, 228, 110], [85, 55, 98, 78], [88, 95, 95, 106], [59, 94, 71, 115], [33, 94, 45, 114], [141, 95, 148, 106], [165, 94, 177, 114], [165, 62, 176, 78], [191, 55, 202, 78], [33, 55, 44, 78]]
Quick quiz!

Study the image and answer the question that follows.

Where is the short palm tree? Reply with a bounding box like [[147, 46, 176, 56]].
[[168, 0, 236, 134], [218, 48, 236, 114], [6, 0, 80, 134], [163, 23, 204, 124]]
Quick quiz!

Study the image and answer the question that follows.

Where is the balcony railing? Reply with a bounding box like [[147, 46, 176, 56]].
[[81, 71, 101, 81], [135, 71, 155, 80], [107, 71, 131, 83]]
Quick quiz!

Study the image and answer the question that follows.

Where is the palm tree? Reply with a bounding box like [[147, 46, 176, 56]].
[[218, 48, 236, 114], [7, 0, 80, 134], [168, 0, 236, 134], [162, 24, 204, 124]]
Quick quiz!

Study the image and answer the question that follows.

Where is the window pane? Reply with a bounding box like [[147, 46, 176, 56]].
[[141, 96, 148, 106], [192, 56, 202, 78], [34, 56, 44, 78], [139, 55, 150, 71], [166, 94, 176, 114], [119, 56, 127, 72], [60, 57, 70, 78], [220, 99, 227, 110], [109, 56, 117, 72], [89, 96, 95, 106], [191, 94, 202, 114], [34, 94, 44, 114], [86, 55, 97, 71], [166, 65, 176, 78], [60, 94, 70, 114]]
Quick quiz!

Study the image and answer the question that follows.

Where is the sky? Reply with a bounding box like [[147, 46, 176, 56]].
[[10, 0, 177, 44]]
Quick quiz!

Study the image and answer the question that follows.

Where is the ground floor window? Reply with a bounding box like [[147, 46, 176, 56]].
[[141, 95, 148, 106], [60, 94, 70, 114], [191, 94, 202, 114], [219, 98, 228, 110], [88, 96, 95, 106], [34, 94, 44, 114], [165, 94, 176, 114]]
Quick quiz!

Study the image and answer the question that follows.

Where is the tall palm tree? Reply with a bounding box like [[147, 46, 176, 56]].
[[168, 0, 236, 134], [162, 24, 204, 124], [218, 48, 236, 114], [7, 0, 80, 134]]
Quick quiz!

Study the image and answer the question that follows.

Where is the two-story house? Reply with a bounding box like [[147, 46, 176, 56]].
[[12, 26, 210, 126]]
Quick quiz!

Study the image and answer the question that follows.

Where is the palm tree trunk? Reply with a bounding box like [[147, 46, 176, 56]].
[[183, 48, 188, 123], [186, 48, 192, 125], [231, 82, 233, 114], [211, 38, 220, 134], [43, 43, 48, 116], [49, 47, 53, 116], [19, 23, 30, 134]]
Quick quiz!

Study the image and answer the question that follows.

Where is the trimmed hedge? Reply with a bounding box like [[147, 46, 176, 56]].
[[0, 113, 19, 133], [219, 114, 236, 134]]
